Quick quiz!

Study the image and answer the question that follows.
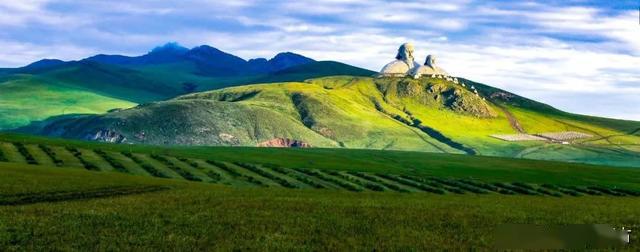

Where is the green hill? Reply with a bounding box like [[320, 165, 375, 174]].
[[0, 60, 375, 130], [30, 76, 640, 167]]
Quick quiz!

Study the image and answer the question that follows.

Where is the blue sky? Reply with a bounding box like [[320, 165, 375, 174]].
[[1, 0, 639, 120]]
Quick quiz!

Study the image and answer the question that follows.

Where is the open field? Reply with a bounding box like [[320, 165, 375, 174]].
[[0, 162, 639, 250], [1, 132, 640, 249]]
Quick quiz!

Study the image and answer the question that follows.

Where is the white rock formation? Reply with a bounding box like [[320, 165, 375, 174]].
[[411, 55, 449, 78], [379, 43, 420, 77]]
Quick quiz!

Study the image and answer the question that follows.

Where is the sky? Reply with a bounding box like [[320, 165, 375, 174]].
[[1, 0, 639, 120]]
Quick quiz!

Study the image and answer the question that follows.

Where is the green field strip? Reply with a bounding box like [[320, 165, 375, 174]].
[[37, 145, 64, 166], [106, 152, 150, 176], [264, 165, 328, 189], [233, 163, 301, 188], [0, 185, 171, 206], [24, 144, 55, 166], [205, 160, 266, 187], [457, 179, 515, 195], [400, 176, 465, 194], [0, 142, 25, 163], [149, 155, 202, 182], [430, 177, 489, 194], [376, 174, 446, 194], [510, 182, 561, 197], [191, 160, 231, 184], [12, 142, 38, 165], [347, 172, 410, 193], [121, 152, 169, 178], [134, 154, 182, 179], [540, 184, 581, 196], [93, 150, 130, 174], [166, 157, 211, 182], [227, 162, 282, 187], [327, 171, 386, 192], [295, 169, 363, 192], [76, 148, 113, 172], [50, 146, 85, 169]]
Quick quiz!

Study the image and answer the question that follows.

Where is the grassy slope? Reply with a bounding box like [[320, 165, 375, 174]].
[[0, 61, 376, 131], [0, 75, 136, 130], [0, 162, 639, 250], [34, 76, 640, 167]]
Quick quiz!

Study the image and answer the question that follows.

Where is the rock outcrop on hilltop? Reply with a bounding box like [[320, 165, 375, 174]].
[[379, 43, 421, 77], [412, 55, 448, 78], [380, 43, 449, 78]]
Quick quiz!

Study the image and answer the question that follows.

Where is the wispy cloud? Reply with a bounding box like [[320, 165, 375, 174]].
[[0, 0, 638, 120]]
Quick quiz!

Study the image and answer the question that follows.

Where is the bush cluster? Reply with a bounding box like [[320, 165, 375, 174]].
[[377, 174, 445, 194], [401, 175, 464, 194], [566, 186, 602, 196], [431, 177, 487, 194], [234, 162, 297, 188], [540, 184, 580, 196], [611, 188, 640, 196], [94, 149, 128, 173], [205, 171, 222, 182], [206, 160, 264, 186], [459, 179, 514, 195], [65, 147, 98, 171], [268, 166, 325, 189], [38, 144, 63, 166], [13, 142, 38, 165], [150, 154, 201, 182], [492, 183, 536, 195], [326, 171, 383, 191], [177, 157, 199, 169], [587, 186, 626, 196], [295, 169, 362, 192], [347, 172, 409, 193], [0, 148, 8, 162], [512, 182, 561, 197], [121, 152, 168, 178]]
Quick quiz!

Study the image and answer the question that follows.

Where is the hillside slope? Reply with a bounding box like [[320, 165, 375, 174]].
[[30, 76, 640, 167], [0, 57, 375, 130]]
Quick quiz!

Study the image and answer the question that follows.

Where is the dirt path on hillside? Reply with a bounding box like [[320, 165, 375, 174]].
[[496, 105, 525, 133]]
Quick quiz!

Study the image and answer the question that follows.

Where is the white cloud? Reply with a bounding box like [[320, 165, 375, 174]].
[[0, 0, 638, 120]]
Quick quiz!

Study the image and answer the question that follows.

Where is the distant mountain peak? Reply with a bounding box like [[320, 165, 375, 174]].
[[268, 52, 314, 72], [149, 42, 189, 55]]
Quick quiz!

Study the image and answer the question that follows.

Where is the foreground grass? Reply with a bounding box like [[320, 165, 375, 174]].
[[0, 163, 638, 250]]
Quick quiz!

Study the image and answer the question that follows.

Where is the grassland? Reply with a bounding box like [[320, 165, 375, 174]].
[[0, 75, 136, 130], [0, 60, 375, 130], [1, 132, 639, 249], [1, 162, 639, 250], [32, 75, 640, 167]]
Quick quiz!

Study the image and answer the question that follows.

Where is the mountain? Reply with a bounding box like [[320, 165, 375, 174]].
[[0, 43, 375, 130], [29, 75, 640, 168], [83, 42, 316, 76]]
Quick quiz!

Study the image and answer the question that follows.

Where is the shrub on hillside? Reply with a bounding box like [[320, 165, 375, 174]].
[[94, 149, 128, 173], [13, 142, 38, 165], [65, 147, 98, 171], [38, 144, 63, 166], [295, 169, 361, 192], [377, 174, 445, 194], [234, 162, 297, 188], [150, 154, 201, 182]]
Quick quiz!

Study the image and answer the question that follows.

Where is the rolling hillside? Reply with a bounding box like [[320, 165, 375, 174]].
[[0, 44, 376, 130], [28, 76, 640, 167]]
